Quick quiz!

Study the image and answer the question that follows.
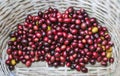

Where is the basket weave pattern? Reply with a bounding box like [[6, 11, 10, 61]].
[[0, 0, 120, 76]]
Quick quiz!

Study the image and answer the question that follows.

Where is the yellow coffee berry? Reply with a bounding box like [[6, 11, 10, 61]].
[[106, 47, 112, 52], [47, 26, 51, 31], [69, 15, 71, 18], [36, 21, 39, 25], [98, 44, 101, 46], [10, 37, 16, 41], [105, 32, 108, 35], [11, 59, 16, 66], [92, 27, 98, 33], [100, 36, 104, 40], [106, 52, 112, 58], [102, 46, 105, 51]]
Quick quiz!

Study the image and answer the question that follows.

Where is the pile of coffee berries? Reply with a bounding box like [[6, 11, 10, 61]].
[[5, 7, 114, 73]]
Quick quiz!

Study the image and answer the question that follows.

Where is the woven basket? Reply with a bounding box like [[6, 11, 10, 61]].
[[0, 0, 120, 76]]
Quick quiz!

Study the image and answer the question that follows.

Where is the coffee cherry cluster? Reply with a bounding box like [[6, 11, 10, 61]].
[[5, 7, 114, 73]]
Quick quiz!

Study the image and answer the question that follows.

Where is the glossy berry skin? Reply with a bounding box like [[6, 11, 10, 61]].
[[101, 61, 107, 66], [75, 65, 81, 71], [81, 67, 88, 73], [5, 7, 114, 73], [89, 59, 96, 65], [109, 57, 114, 63], [9, 65, 15, 70], [5, 59, 11, 65], [25, 60, 32, 67]]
